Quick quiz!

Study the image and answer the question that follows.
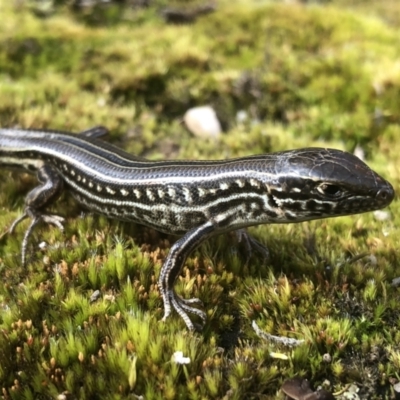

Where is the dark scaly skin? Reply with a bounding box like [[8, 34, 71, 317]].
[[0, 127, 395, 329]]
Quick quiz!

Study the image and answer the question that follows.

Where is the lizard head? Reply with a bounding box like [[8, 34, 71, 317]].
[[268, 148, 394, 221]]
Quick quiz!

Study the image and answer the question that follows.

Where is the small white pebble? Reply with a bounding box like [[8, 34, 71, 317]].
[[90, 290, 101, 303], [366, 254, 378, 266], [321, 379, 331, 389], [236, 110, 248, 123], [391, 277, 400, 287], [393, 381, 400, 394], [322, 353, 332, 363], [184, 105, 221, 139], [373, 210, 391, 221]]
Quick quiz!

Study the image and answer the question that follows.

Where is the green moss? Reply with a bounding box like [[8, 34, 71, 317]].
[[0, 0, 400, 398]]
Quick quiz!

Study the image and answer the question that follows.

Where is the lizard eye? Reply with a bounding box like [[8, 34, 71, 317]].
[[317, 183, 342, 197]]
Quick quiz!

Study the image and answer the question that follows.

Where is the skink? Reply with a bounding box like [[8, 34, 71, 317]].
[[0, 126, 395, 330]]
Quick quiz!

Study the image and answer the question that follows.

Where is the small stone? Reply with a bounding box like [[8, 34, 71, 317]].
[[391, 277, 400, 287], [90, 290, 101, 303], [321, 380, 331, 390], [184, 106, 221, 139], [236, 110, 248, 123], [322, 353, 331, 363], [393, 381, 400, 399], [366, 254, 377, 266], [373, 210, 391, 221]]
